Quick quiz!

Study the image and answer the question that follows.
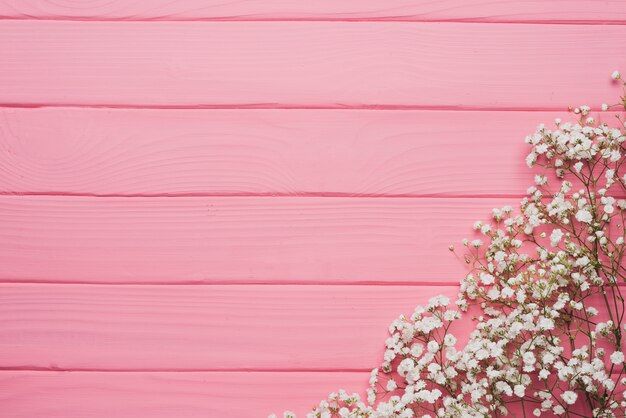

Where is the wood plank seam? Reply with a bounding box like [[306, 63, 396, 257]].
[[2, 17, 626, 24], [0, 104, 607, 111], [1, 0, 625, 24], [0, 192, 532, 199]]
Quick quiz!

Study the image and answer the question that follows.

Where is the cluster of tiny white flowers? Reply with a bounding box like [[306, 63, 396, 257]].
[[274, 73, 626, 418]]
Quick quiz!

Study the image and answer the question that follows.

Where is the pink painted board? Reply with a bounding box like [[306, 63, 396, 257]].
[[1, 21, 626, 108], [1, 370, 617, 418], [5, 108, 615, 197], [0, 0, 625, 22], [0, 195, 510, 284], [0, 283, 459, 370], [2, 283, 621, 372], [0, 371, 367, 418]]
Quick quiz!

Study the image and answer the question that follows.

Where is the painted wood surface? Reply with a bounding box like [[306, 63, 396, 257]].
[[0, 283, 459, 370], [0, 195, 511, 284], [2, 21, 626, 108], [2, 107, 598, 197], [2, 2, 622, 416], [1, 0, 625, 22], [0, 371, 368, 417]]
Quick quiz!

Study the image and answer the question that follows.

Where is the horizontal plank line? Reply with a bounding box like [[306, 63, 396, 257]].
[[0, 103, 572, 112], [0, 191, 528, 199], [1, 16, 625, 25], [0, 367, 371, 373], [3, 279, 625, 288], [0, 279, 461, 286], [3, 368, 621, 376], [4, 192, 624, 200]]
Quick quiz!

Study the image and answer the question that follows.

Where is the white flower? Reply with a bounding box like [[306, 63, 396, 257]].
[[443, 334, 457, 347], [427, 341, 439, 353], [575, 256, 590, 267], [427, 295, 449, 308], [535, 175, 548, 185], [523, 351, 536, 365], [612, 70, 622, 80], [561, 391, 578, 405], [550, 229, 563, 247], [514, 384, 526, 397], [602, 103, 609, 111], [574, 162, 583, 173], [610, 150, 621, 162], [538, 317, 555, 330], [410, 343, 424, 357], [575, 209, 592, 224], [480, 273, 495, 285], [611, 351, 624, 365]]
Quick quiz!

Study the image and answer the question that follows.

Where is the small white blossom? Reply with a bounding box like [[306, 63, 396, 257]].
[[561, 391, 578, 405], [427, 341, 439, 353], [574, 162, 584, 173], [611, 351, 625, 365], [550, 229, 563, 247], [575, 209, 592, 224]]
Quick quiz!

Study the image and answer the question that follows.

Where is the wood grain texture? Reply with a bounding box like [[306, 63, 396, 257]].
[[0, 195, 510, 284], [1, 0, 625, 22], [0, 283, 459, 370], [0, 322, 621, 418], [1, 21, 625, 108], [3, 4, 623, 416], [1, 370, 617, 418], [3, 283, 620, 371], [0, 107, 565, 197], [0, 370, 367, 417]]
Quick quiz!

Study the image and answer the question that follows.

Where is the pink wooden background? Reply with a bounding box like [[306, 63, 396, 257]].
[[1, 1, 626, 417]]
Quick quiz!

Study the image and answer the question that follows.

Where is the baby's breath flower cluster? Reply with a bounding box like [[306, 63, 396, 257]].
[[273, 73, 626, 418]]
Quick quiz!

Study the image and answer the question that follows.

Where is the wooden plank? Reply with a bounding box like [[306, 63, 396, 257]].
[[0, 195, 509, 283], [0, 370, 368, 417], [1, 21, 625, 108], [0, 107, 565, 197], [1, 283, 620, 371], [2, 283, 620, 371], [0, 283, 459, 370], [0, 370, 618, 418], [0, 0, 625, 22]]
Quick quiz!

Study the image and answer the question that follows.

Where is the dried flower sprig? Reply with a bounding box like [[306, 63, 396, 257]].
[[273, 72, 626, 418]]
